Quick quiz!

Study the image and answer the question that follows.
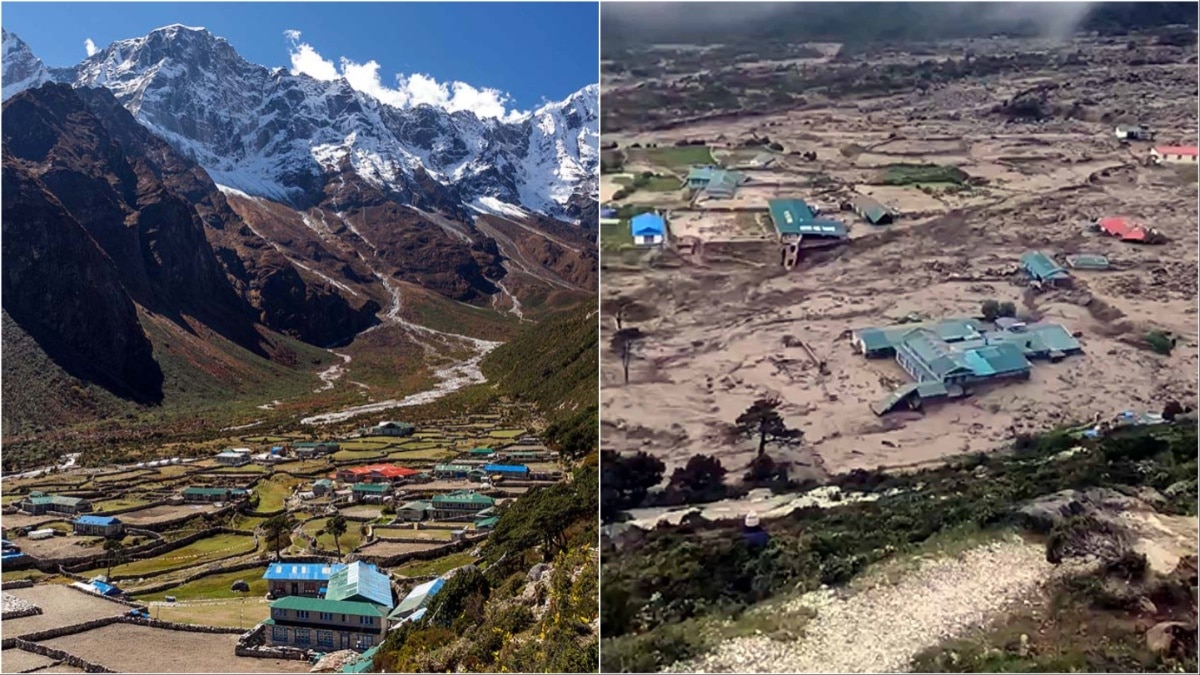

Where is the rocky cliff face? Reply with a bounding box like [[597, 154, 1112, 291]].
[[2, 149, 164, 404], [1, 83, 383, 413]]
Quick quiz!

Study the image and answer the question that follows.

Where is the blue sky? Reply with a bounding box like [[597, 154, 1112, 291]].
[[3, 2, 597, 116]]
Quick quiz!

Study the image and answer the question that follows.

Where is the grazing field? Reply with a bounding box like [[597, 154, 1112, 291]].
[[356, 540, 444, 557], [1, 586, 125, 636], [117, 503, 220, 526], [386, 448, 453, 461], [211, 464, 268, 474], [148, 598, 271, 629], [488, 428, 526, 439], [37, 624, 310, 673], [301, 517, 365, 552], [92, 497, 152, 513], [339, 505, 384, 520], [636, 145, 716, 173], [136, 567, 269, 602], [393, 552, 477, 577], [81, 534, 256, 578], [331, 448, 389, 462], [277, 459, 333, 475], [252, 475, 300, 511], [375, 527, 454, 541]]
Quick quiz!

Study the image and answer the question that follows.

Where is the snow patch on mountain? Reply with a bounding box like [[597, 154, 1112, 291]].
[[2, 29, 51, 100], [3, 24, 597, 222]]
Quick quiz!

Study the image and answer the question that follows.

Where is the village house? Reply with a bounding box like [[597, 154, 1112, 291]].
[[292, 441, 340, 459], [432, 463, 472, 479], [214, 450, 252, 467], [700, 169, 747, 200], [429, 491, 496, 521], [359, 421, 415, 438], [850, 194, 895, 225], [466, 447, 496, 459], [73, 515, 124, 538], [351, 482, 389, 504], [1114, 124, 1153, 141], [181, 486, 249, 504], [483, 464, 530, 480], [311, 479, 334, 497], [335, 464, 419, 485], [683, 164, 719, 189], [264, 562, 345, 598], [629, 212, 666, 246], [394, 500, 433, 522], [1150, 145, 1198, 164], [18, 492, 92, 516], [265, 597, 388, 652], [1021, 251, 1071, 286]]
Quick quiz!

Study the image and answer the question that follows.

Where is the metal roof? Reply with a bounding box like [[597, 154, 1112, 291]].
[[630, 213, 666, 236], [703, 169, 744, 196], [325, 561, 394, 609], [1020, 251, 1069, 281], [483, 464, 529, 473], [431, 491, 495, 506], [468, 447, 495, 454], [685, 165, 718, 182], [75, 515, 120, 526], [1065, 254, 1111, 270], [351, 483, 388, 493], [898, 329, 971, 379], [434, 464, 472, 472], [766, 200, 845, 237], [852, 195, 893, 224], [390, 578, 445, 618], [271, 595, 388, 617], [397, 501, 433, 511], [963, 343, 1030, 377], [263, 562, 344, 581]]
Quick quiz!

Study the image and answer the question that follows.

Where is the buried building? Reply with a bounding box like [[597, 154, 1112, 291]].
[[852, 317, 1083, 415]]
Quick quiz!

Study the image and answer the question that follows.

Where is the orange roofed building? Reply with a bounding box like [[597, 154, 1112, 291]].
[[334, 464, 420, 484]]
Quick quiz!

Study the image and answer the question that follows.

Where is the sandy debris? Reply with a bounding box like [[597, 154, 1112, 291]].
[[673, 539, 1058, 673]]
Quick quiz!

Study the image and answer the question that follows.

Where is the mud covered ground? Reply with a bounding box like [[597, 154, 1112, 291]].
[[601, 36, 1198, 478]]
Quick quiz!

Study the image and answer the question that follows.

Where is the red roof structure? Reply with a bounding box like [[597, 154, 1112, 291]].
[[333, 464, 419, 481], [1152, 146, 1199, 157], [1098, 217, 1146, 242]]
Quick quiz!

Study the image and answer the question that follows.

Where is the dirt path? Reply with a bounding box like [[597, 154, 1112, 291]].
[[675, 538, 1059, 674]]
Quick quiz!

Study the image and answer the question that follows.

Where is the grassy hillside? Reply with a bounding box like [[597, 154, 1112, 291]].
[[480, 303, 598, 457]]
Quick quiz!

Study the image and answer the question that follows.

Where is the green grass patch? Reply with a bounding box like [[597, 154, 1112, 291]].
[[332, 448, 390, 462], [135, 566, 269, 602], [83, 533, 256, 578], [211, 464, 268, 474], [386, 448, 453, 461], [252, 475, 301, 512], [878, 163, 968, 186], [393, 552, 478, 577], [639, 145, 716, 173], [488, 429, 526, 439], [301, 517, 366, 553], [92, 498, 151, 513]]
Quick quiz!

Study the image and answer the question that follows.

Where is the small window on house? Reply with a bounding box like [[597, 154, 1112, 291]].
[[297, 610, 309, 619]]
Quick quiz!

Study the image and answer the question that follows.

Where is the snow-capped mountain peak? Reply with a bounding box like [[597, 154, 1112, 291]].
[[2, 28, 51, 100], [2, 25, 597, 221]]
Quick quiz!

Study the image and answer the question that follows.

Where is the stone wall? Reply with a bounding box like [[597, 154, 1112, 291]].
[[1, 579, 36, 590], [131, 558, 271, 597], [115, 614, 244, 634], [8, 615, 125, 641], [7, 639, 114, 673], [356, 534, 484, 568], [61, 527, 256, 577], [234, 624, 313, 661]]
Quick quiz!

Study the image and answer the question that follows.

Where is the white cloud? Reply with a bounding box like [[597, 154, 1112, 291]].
[[283, 29, 524, 121], [85, 38, 97, 57]]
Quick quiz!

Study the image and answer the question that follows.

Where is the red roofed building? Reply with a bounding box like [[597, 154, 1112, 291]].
[[1097, 217, 1165, 244], [1150, 146, 1199, 165], [334, 464, 419, 484]]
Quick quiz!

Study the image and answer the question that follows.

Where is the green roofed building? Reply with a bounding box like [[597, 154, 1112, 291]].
[[468, 447, 495, 457], [266, 596, 388, 652], [430, 491, 495, 520], [351, 482, 388, 503], [181, 487, 248, 504], [18, 492, 92, 516], [1065, 254, 1111, 270], [1021, 251, 1070, 284], [395, 501, 433, 522], [684, 165, 719, 189], [702, 169, 746, 199], [767, 199, 848, 242], [325, 561, 394, 609]]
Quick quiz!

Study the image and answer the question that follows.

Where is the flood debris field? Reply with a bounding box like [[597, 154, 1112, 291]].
[[601, 34, 1198, 478]]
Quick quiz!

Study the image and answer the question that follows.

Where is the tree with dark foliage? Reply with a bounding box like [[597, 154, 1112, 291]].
[[743, 452, 790, 488], [667, 454, 728, 503], [601, 449, 665, 522], [602, 295, 655, 330], [731, 397, 804, 457]]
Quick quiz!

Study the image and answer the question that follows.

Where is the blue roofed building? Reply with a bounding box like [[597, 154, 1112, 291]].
[[630, 212, 666, 246], [264, 562, 346, 599], [74, 515, 124, 538], [855, 316, 1075, 415], [325, 561, 394, 610], [1021, 251, 1071, 285]]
